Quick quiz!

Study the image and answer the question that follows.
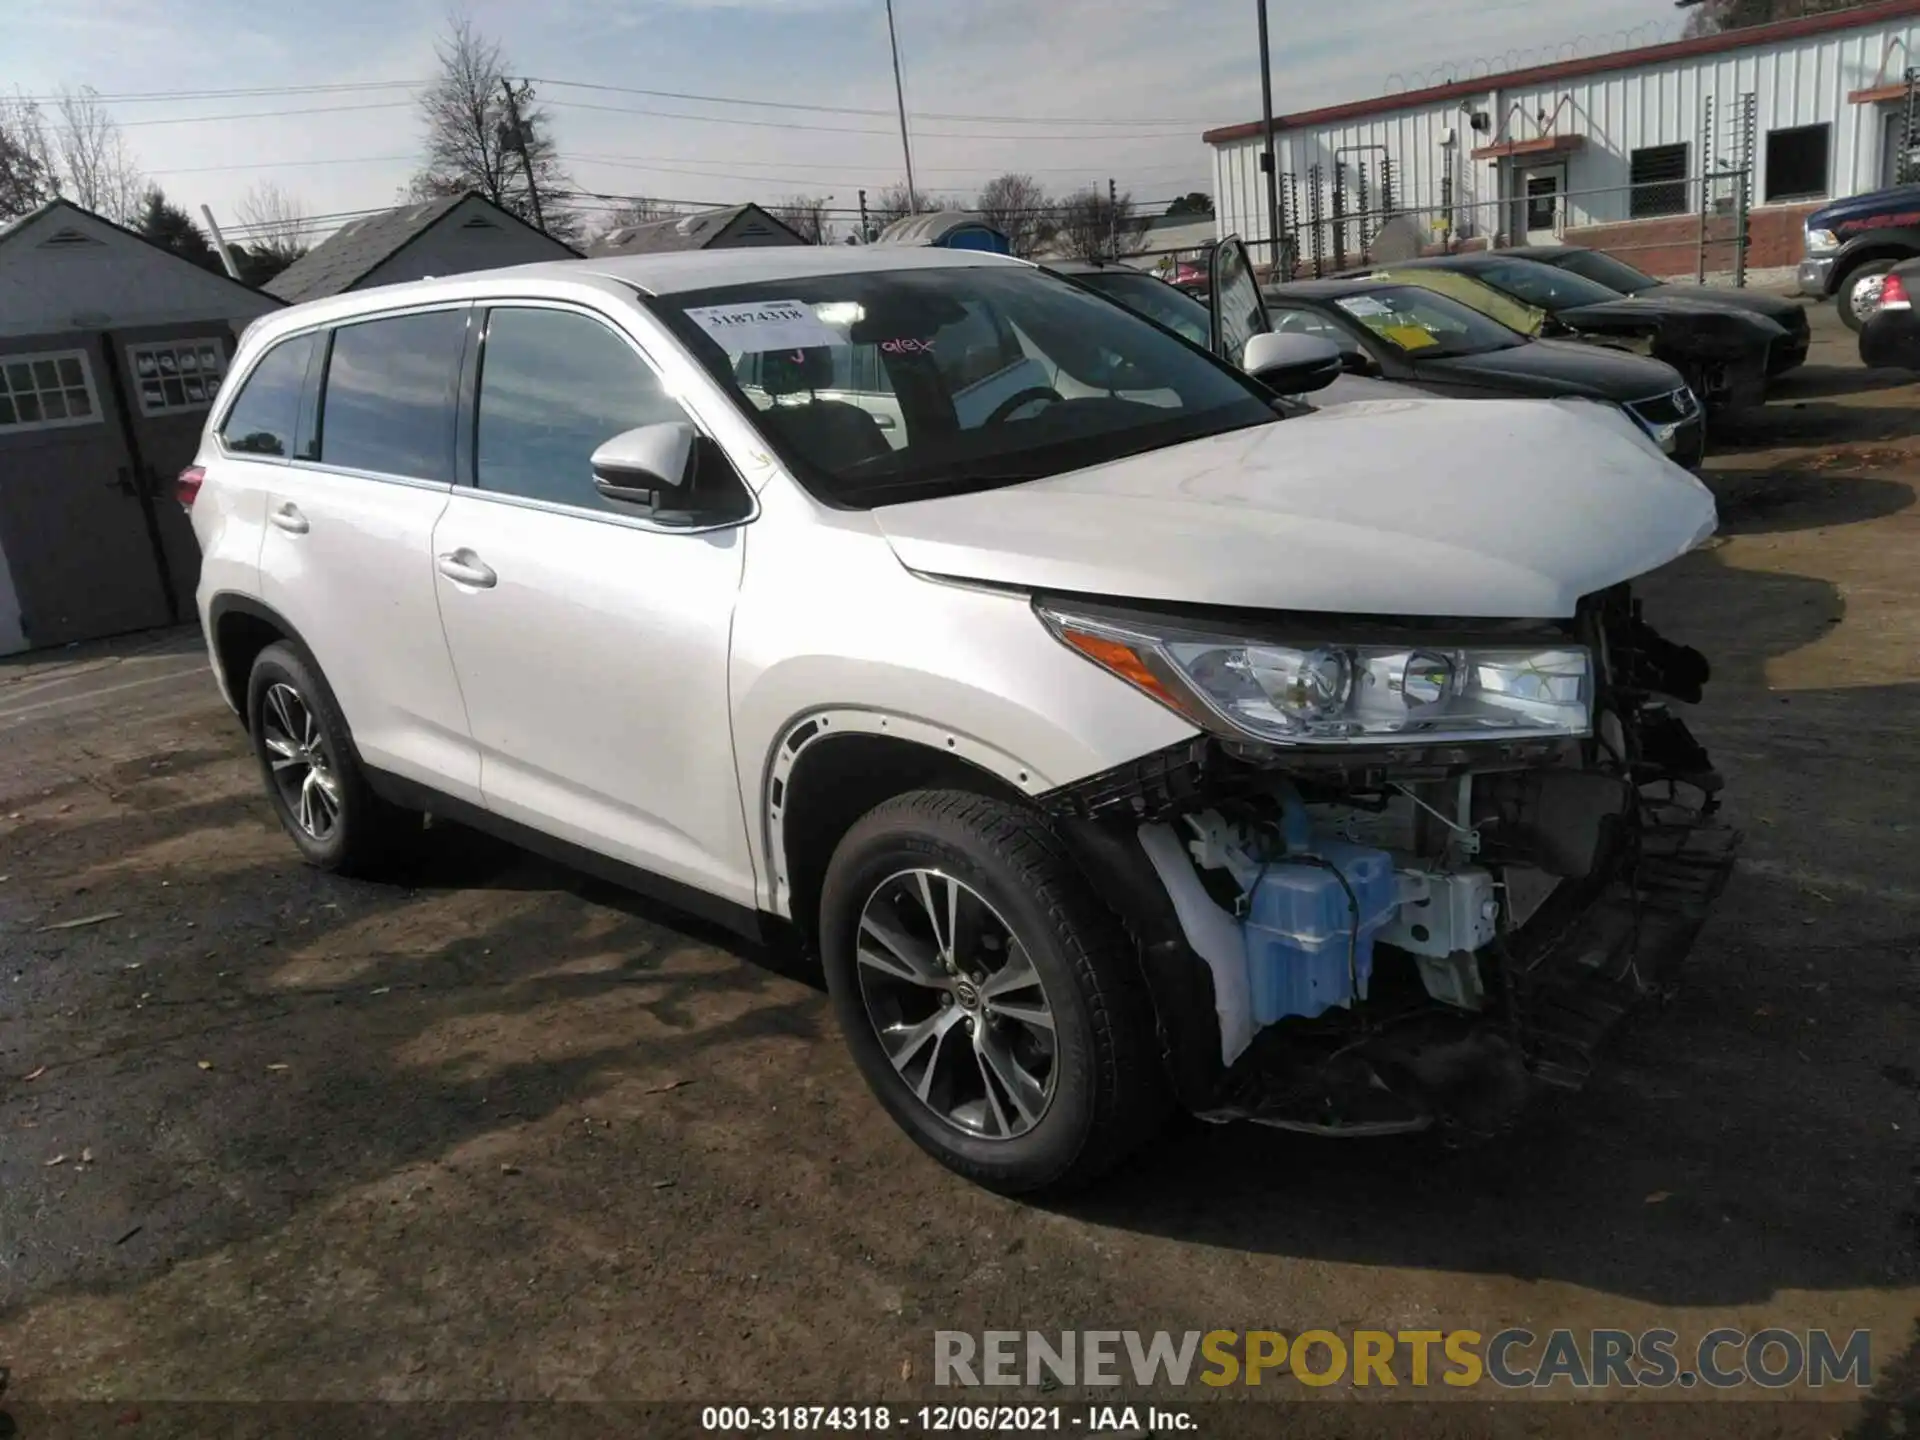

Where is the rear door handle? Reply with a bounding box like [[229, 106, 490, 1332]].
[[269, 502, 309, 535], [436, 550, 497, 589]]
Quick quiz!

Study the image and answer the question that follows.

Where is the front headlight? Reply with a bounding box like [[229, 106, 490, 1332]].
[[1038, 605, 1592, 746], [1805, 227, 1840, 254]]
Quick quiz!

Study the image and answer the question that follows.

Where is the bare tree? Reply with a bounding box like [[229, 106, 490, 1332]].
[[235, 181, 310, 264], [974, 173, 1054, 258], [868, 181, 949, 232], [769, 194, 832, 244], [0, 93, 56, 221], [411, 15, 578, 241], [1054, 186, 1149, 261], [49, 87, 144, 223], [603, 196, 677, 228]]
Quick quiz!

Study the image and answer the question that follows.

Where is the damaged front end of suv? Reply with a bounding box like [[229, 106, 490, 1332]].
[[1037, 586, 1738, 1139]]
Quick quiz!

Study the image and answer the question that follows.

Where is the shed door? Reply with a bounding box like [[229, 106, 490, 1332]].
[[113, 332, 234, 614], [0, 340, 173, 646]]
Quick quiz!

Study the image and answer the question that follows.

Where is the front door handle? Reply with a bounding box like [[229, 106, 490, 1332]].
[[269, 502, 309, 534], [436, 550, 497, 589]]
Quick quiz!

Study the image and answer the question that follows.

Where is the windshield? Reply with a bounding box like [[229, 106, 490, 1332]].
[[1463, 257, 1625, 310], [1072, 269, 1213, 349], [1329, 286, 1526, 357], [649, 264, 1281, 508], [1550, 249, 1660, 295]]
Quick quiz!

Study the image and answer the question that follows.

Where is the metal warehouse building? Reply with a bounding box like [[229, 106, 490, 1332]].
[[1207, 0, 1920, 278]]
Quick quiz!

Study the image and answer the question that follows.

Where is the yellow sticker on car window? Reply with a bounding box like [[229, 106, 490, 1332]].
[[1380, 324, 1440, 351]]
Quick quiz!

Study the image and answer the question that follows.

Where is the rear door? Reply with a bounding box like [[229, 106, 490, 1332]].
[[0, 336, 173, 647], [255, 306, 481, 803]]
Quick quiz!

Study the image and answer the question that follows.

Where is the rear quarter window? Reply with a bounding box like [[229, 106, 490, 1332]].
[[219, 332, 318, 458]]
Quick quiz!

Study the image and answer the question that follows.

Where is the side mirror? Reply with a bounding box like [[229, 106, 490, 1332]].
[[1241, 332, 1342, 395], [591, 421, 697, 508], [1339, 348, 1380, 377]]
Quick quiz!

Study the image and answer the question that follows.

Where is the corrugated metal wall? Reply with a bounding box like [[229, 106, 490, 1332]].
[[1214, 12, 1919, 247]]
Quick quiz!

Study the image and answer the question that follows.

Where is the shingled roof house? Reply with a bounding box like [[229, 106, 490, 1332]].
[[585, 203, 808, 257], [264, 192, 577, 304]]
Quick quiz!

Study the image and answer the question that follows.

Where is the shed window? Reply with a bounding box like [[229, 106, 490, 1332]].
[[1629, 143, 1690, 219], [1765, 123, 1831, 202], [128, 340, 229, 416], [0, 350, 102, 433]]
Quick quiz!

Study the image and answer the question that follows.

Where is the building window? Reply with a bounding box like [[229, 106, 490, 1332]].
[[0, 350, 102, 433], [1765, 123, 1831, 202], [1629, 143, 1690, 219], [129, 340, 229, 416]]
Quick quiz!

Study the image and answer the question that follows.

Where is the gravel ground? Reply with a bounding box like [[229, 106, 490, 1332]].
[[0, 305, 1915, 1438]]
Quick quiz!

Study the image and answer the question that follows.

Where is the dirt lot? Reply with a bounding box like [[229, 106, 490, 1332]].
[[1, 302, 1916, 1438]]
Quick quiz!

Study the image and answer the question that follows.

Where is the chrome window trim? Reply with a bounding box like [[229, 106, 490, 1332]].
[[213, 300, 472, 466]]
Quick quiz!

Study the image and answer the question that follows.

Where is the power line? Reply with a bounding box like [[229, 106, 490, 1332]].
[[547, 97, 1201, 140], [4, 80, 421, 104], [146, 153, 418, 175], [570, 149, 1201, 178], [114, 101, 416, 128]]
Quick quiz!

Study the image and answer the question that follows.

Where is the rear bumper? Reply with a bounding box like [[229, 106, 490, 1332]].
[[1796, 256, 1835, 296], [1859, 309, 1920, 370]]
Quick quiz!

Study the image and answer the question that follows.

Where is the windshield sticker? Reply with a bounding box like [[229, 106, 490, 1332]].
[[1336, 296, 1392, 318], [1379, 324, 1439, 351], [684, 300, 842, 356]]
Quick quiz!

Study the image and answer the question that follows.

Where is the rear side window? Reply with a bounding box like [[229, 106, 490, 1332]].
[[318, 309, 466, 481], [474, 306, 689, 510], [220, 333, 317, 457]]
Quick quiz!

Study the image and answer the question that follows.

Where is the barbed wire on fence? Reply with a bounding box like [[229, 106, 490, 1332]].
[[1381, 20, 1682, 95]]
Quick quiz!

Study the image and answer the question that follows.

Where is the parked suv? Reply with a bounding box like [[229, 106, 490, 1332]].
[[186, 247, 1736, 1195]]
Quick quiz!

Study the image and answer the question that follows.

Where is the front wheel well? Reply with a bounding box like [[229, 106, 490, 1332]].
[[1833, 247, 1915, 289], [775, 732, 1027, 952]]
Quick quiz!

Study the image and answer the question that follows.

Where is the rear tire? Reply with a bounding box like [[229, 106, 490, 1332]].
[[245, 641, 417, 876], [819, 788, 1170, 1196], [1837, 260, 1897, 332]]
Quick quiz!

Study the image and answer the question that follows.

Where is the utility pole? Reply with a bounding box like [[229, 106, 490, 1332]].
[[1256, 0, 1283, 276], [859, 188, 870, 242], [500, 78, 547, 233], [884, 0, 920, 210], [1108, 177, 1119, 261]]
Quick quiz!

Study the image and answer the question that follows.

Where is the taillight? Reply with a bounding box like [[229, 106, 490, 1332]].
[[176, 465, 205, 507], [1880, 272, 1912, 312]]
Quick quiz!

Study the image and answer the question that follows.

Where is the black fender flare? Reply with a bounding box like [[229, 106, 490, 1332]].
[[1826, 229, 1920, 294]]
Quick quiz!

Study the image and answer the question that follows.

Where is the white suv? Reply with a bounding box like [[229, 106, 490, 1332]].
[[186, 246, 1737, 1194]]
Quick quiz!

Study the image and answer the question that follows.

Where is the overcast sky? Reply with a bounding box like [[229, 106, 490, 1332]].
[[11, 0, 1677, 237]]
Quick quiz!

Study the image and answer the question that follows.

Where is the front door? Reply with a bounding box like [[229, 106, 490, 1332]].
[[0, 336, 174, 648], [1522, 164, 1567, 244], [429, 303, 755, 907]]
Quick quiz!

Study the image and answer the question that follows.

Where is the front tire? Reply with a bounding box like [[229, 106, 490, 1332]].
[[1838, 260, 1897, 332], [245, 641, 416, 875], [819, 789, 1169, 1196]]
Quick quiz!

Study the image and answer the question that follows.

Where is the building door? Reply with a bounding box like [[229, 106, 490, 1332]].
[[0, 336, 174, 648], [1522, 163, 1567, 243], [108, 328, 237, 617]]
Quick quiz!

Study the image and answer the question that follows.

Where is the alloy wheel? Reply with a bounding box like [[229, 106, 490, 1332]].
[[260, 682, 341, 840], [1850, 273, 1888, 322], [853, 868, 1059, 1140]]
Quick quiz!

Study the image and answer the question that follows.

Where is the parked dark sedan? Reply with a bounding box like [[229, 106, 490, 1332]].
[[1499, 243, 1810, 375], [1374, 253, 1787, 412], [1858, 257, 1920, 371], [1264, 277, 1706, 466]]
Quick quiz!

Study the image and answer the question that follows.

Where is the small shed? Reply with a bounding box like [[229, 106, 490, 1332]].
[[0, 200, 282, 654], [264, 192, 578, 305], [585, 203, 809, 258], [874, 211, 1011, 253]]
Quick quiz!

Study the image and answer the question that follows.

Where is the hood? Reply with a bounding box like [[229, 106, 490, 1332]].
[[1559, 294, 1788, 337], [1809, 183, 1920, 231], [1652, 283, 1808, 329], [1423, 338, 1684, 402], [873, 398, 1718, 620]]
